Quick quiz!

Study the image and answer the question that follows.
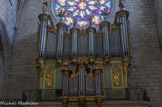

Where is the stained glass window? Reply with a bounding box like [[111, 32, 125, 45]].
[[54, 0, 112, 28]]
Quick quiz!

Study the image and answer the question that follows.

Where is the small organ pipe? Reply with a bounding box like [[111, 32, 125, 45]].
[[119, 15, 129, 56]]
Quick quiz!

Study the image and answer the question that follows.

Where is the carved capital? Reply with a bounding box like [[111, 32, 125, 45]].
[[61, 98, 68, 107], [104, 56, 110, 66], [100, 21, 110, 30], [96, 97, 104, 106], [62, 68, 71, 75], [70, 28, 80, 34], [86, 27, 96, 33], [38, 13, 49, 21], [56, 23, 66, 29], [93, 64, 103, 74], [79, 98, 86, 106]]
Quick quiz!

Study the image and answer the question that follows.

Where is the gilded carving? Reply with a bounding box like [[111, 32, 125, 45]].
[[123, 61, 131, 88], [109, 23, 120, 33], [78, 29, 88, 36], [85, 72, 95, 80], [45, 66, 54, 87], [111, 64, 123, 86], [113, 71, 121, 86], [47, 26, 58, 35], [123, 62, 129, 74], [36, 59, 45, 77], [96, 30, 102, 37], [64, 32, 71, 37], [42, 1, 47, 11], [69, 72, 79, 80], [46, 72, 53, 87], [119, 0, 125, 8]]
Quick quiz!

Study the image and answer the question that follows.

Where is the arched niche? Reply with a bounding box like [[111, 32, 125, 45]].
[[0, 17, 10, 72]]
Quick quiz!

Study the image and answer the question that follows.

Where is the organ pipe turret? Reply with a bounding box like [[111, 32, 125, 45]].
[[38, 1, 49, 58], [70, 18, 79, 57], [86, 18, 96, 56], [56, 10, 66, 58], [100, 21, 110, 57], [100, 9, 111, 57], [115, 0, 130, 56]]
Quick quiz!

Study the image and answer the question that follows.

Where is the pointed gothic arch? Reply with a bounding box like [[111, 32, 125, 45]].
[[0, 17, 10, 72]]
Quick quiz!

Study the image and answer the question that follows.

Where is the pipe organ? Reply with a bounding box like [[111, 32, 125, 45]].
[[36, 0, 131, 106]]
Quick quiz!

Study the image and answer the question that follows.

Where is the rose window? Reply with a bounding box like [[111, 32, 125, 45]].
[[54, 0, 112, 28]]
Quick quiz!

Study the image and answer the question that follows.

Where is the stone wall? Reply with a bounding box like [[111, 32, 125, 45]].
[[152, 0, 162, 106], [0, 0, 18, 99], [0, 0, 162, 107], [0, 0, 24, 72], [0, 0, 18, 73], [0, 0, 18, 45], [126, 0, 162, 107], [0, 0, 41, 99], [153, 0, 162, 50]]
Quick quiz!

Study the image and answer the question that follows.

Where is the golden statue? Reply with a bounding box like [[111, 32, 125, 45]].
[[42, 0, 48, 12], [119, 0, 125, 8]]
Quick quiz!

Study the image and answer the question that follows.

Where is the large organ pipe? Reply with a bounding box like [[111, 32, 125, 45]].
[[86, 27, 96, 56], [116, 1, 130, 56], [119, 15, 129, 56], [56, 23, 66, 57], [38, 13, 49, 58], [70, 28, 79, 57], [100, 22, 110, 57]]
